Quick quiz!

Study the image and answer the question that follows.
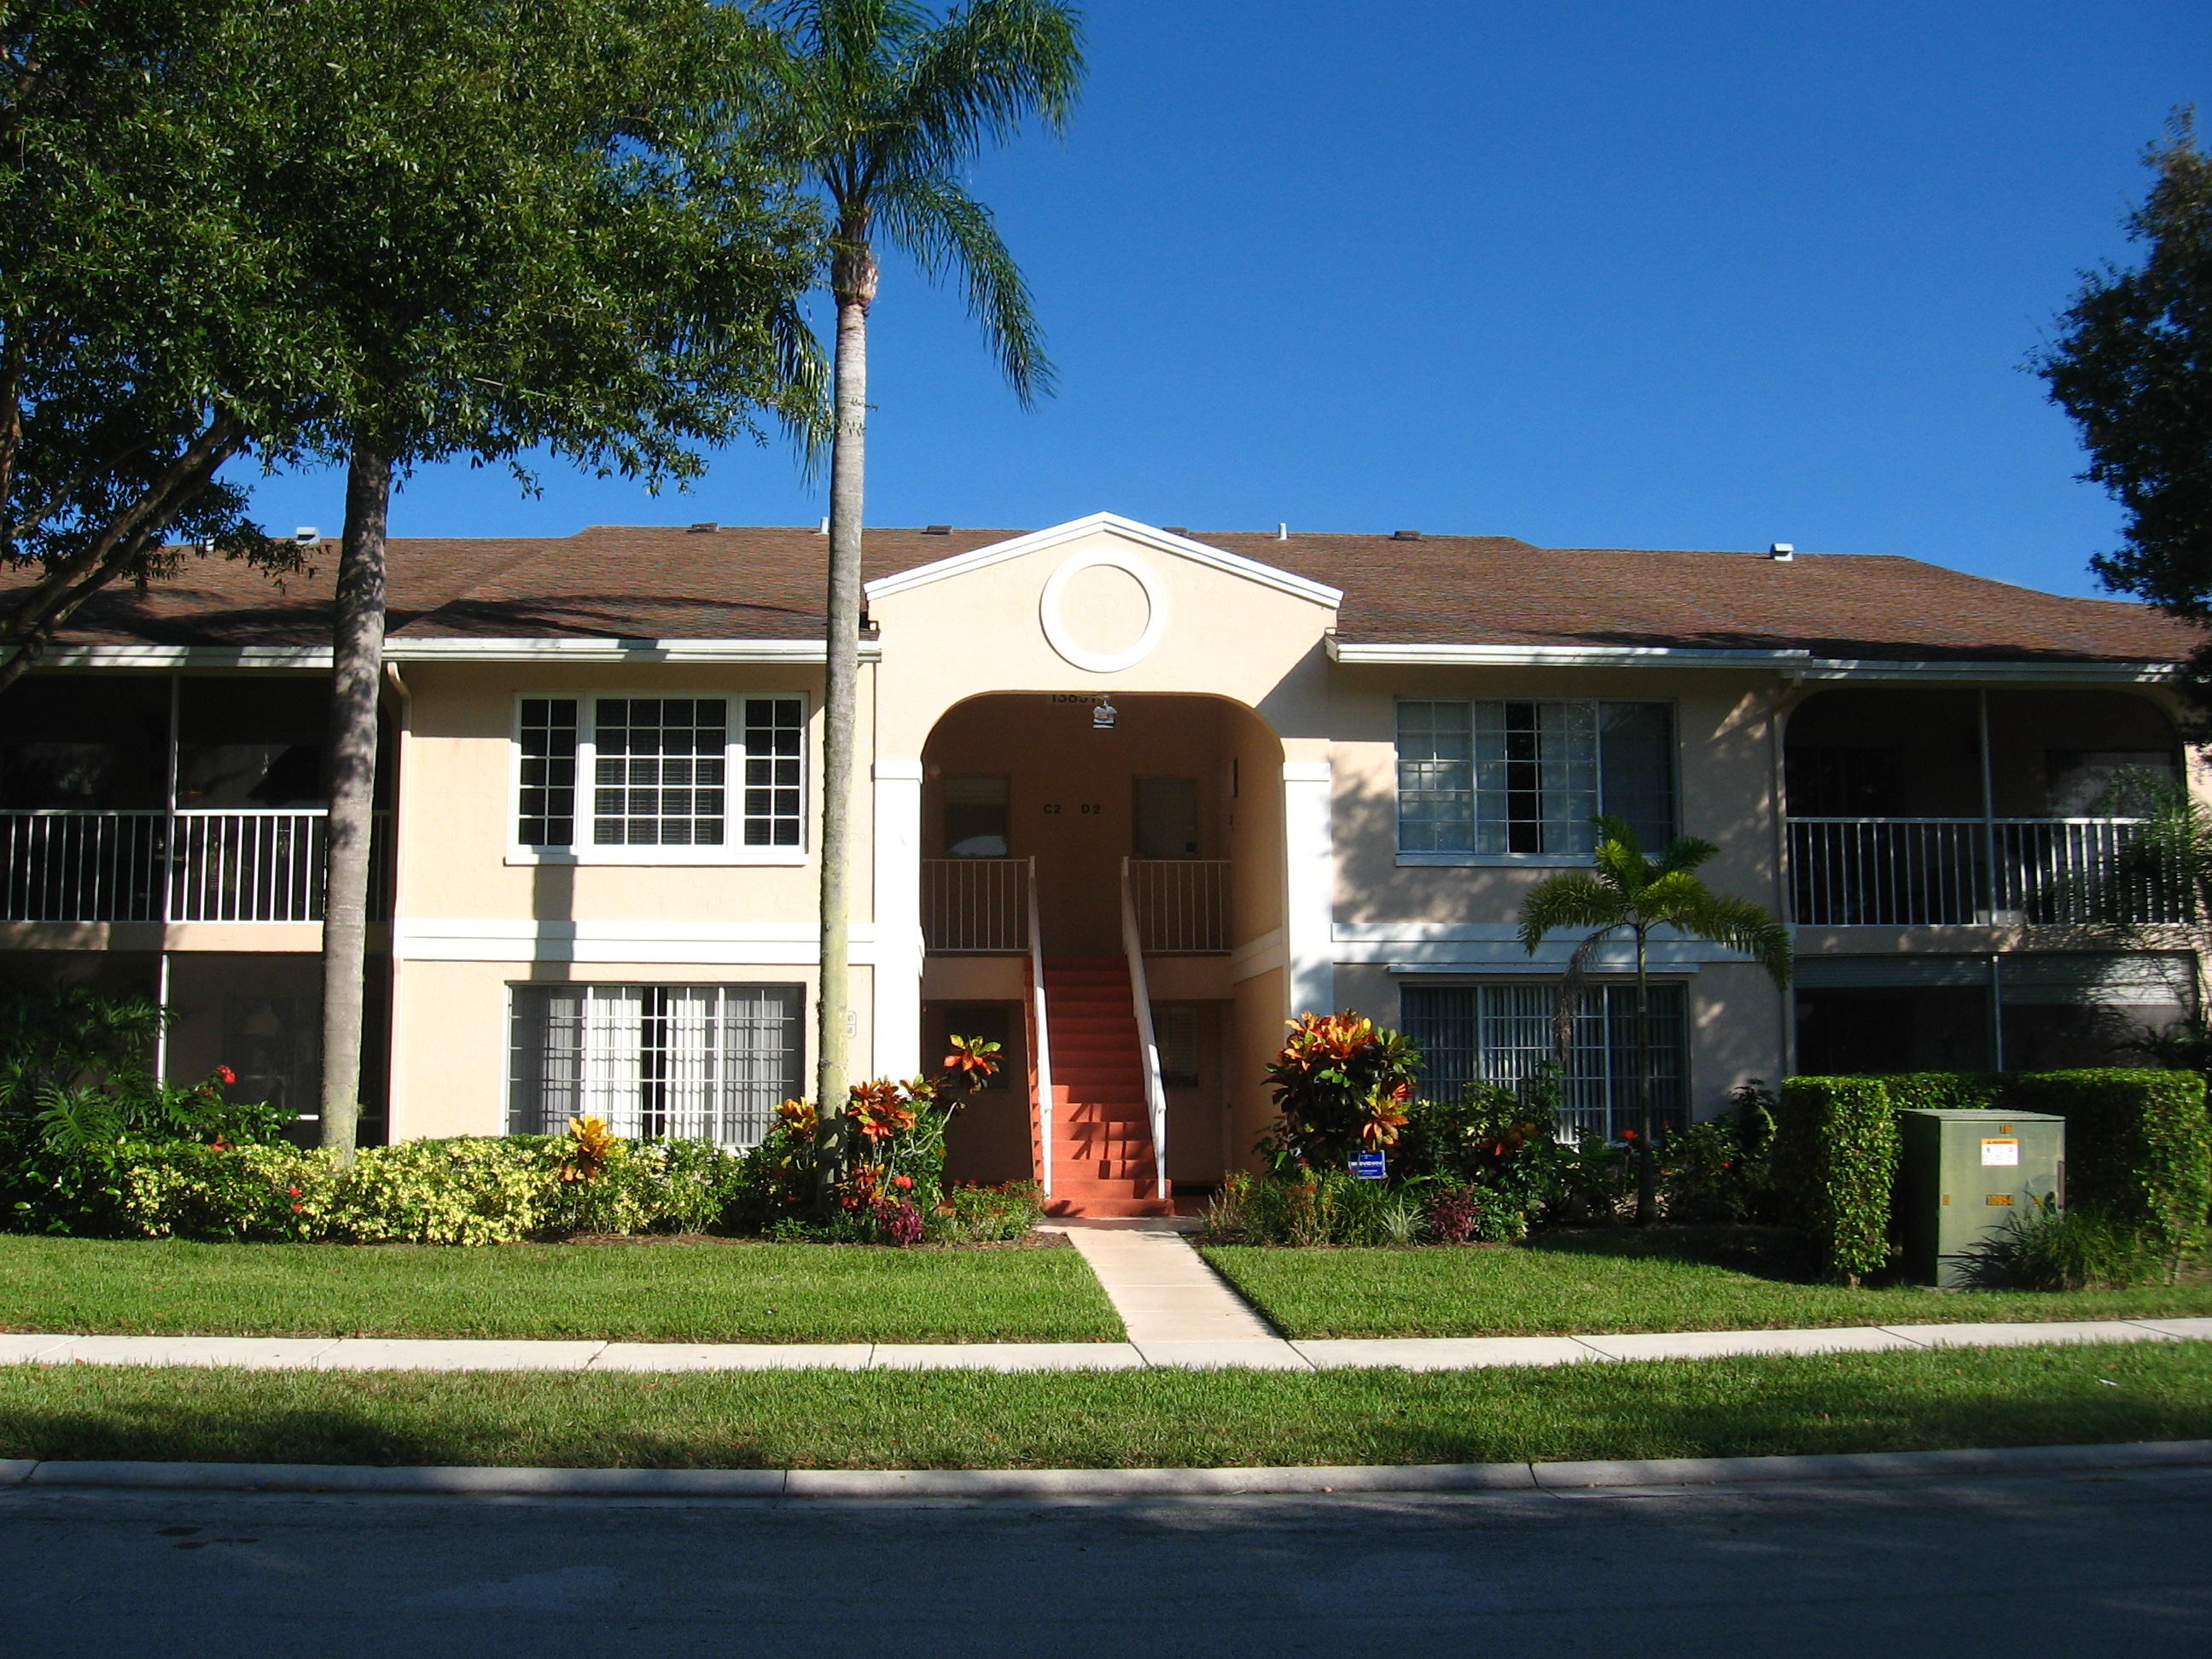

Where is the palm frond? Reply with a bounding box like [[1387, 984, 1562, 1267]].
[[875, 172, 1053, 400], [1552, 928, 1607, 1066], [1516, 872, 1624, 954], [1651, 833, 1720, 876], [890, 0, 1083, 177], [1662, 888, 1795, 987]]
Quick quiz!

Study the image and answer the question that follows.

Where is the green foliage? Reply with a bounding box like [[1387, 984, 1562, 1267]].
[[2038, 116, 2212, 708], [1959, 1202, 2164, 1292], [2007, 1068, 2212, 1278], [1876, 1073, 2009, 1113], [1773, 1077, 1902, 1285], [1257, 1012, 1422, 1171], [1202, 1169, 1533, 1248], [932, 1181, 1045, 1244]]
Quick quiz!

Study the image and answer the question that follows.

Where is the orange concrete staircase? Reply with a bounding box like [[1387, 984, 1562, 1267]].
[[1040, 955, 1173, 1218]]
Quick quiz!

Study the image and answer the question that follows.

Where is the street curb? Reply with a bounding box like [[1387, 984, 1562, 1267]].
[[6, 1440, 2209, 1500]]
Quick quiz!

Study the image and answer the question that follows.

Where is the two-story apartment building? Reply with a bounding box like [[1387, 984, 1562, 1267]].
[[2, 512, 2199, 1213]]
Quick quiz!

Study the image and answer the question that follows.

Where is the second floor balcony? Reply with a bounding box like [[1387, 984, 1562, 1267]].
[[1784, 686, 2188, 928]]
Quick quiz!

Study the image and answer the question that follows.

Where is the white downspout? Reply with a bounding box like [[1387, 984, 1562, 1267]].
[[1026, 856, 1053, 1199], [1121, 857, 1170, 1200]]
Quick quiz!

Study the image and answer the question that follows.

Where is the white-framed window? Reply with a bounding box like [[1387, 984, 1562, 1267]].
[[1396, 699, 1676, 862], [1400, 981, 1686, 1144], [511, 693, 806, 863], [507, 981, 802, 1146]]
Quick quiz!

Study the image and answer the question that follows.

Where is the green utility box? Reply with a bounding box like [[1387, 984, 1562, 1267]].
[[1898, 1109, 2065, 1287]]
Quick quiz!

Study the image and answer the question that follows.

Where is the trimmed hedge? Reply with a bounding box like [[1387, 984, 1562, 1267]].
[[2008, 1070, 2212, 1275], [1774, 1078, 1901, 1285], [1777, 1068, 2212, 1284]]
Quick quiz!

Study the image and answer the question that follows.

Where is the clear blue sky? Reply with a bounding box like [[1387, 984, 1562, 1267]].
[[239, 0, 2211, 600]]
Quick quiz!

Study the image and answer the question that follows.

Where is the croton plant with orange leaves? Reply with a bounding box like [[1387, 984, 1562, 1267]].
[[1258, 1010, 1422, 1171]]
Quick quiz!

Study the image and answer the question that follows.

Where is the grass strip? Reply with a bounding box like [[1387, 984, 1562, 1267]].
[[0, 1236, 1122, 1344], [0, 1342, 2204, 1470], [1203, 1231, 2212, 1339]]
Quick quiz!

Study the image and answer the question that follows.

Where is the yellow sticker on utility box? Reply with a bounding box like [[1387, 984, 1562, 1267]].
[[1982, 1138, 2019, 1167]]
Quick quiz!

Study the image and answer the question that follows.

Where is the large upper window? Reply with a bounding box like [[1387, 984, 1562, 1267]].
[[1397, 699, 1675, 859], [1400, 981, 1686, 1144], [514, 695, 804, 859], [507, 981, 801, 1145]]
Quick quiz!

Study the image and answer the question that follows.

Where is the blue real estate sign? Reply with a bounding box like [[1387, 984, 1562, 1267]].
[[1348, 1150, 1388, 1180]]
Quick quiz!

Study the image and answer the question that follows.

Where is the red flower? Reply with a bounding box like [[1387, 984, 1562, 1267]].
[[892, 1175, 912, 1190], [289, 1203, 304, 1213], [215, 1065, 236, 1086], [286, 1187, 302, 1197], [1621, 1129, 1639, 1141]]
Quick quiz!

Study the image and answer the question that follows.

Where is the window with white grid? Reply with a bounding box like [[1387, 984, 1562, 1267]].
[[513, 695, 806, 859], [742, 697, 803, 847], [1400, 981, 1686, 1142], [516, 698, 579, 847], [593, 697, 727, 847], [507, 982, 801, 1146], [1396, 700, 1676, 858]]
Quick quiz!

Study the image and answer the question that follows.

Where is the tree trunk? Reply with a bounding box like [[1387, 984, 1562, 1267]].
[[814, 220, 876, 1206], [319, 447, 390, 1162], [1633, 923, 1656, 1225]]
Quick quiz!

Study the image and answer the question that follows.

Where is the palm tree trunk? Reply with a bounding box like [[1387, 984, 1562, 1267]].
[[1633, 923, 1656, 1225], [815, 221, 876, 1206], [319, 446, 389, 1162]]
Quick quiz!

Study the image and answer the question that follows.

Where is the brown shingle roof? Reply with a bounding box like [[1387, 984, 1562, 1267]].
[[1, 523, 2192, 663]]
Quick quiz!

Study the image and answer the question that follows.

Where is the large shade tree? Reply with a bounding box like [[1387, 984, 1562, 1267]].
[[231, 0, 823, 1155], [0, 0, 329, 693], [770, 0, 1081, 1176], [1518, 817, 1793, 1225], [2040, 116, 2212, 712]]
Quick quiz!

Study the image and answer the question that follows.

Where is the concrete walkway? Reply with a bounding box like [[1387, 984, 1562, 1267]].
[[1055, 1220, 1311, 1368], [2, 1318, 2204, 1374]]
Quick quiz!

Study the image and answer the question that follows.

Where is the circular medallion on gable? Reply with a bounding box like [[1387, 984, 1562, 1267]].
[[1039, 549, 1168, 672]]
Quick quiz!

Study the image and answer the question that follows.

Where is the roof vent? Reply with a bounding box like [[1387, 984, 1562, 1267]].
[[922, 524, 952, 536], [1391, 529, 1422, 541], [687, 521, 718, 534], [1768, 542, 1795, 562], [293, 526, 318, 545]]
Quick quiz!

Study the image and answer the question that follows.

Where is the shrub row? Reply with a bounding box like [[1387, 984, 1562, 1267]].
[[1776, 1068, 2212, 1284], [4, 1131, 1045, 1249]]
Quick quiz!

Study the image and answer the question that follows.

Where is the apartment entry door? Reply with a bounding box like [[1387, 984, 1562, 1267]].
[[1133, 777, 1201, 860]]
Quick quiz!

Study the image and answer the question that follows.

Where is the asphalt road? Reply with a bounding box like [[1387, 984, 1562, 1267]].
[[3, 1465, 2207, 1657]]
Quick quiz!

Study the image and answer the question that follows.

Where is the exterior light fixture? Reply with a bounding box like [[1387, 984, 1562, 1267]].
[[1092, 699, 1118, 731]]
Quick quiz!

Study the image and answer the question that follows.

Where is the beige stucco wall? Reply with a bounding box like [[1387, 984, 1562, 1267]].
[[1330, 666, 1787, 925]]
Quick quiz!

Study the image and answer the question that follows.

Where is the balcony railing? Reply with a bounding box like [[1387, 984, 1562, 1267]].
[[922, 858, 1030, 953], [0, 809, 389, 924], [1787, 817, 2185, 927], [1127, 858, 1230, 953]]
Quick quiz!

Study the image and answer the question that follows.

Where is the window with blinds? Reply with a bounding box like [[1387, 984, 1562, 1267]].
[[507, 982, 802, 1145], [513, 695, 805, 855], [1400, 981, 1687, 1142], [1396, 700, 1676, 857]]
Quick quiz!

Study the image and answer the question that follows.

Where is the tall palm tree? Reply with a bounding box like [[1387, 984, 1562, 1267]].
[[772, 0, 1082, 1179], [1518, 815, 1793, 1224]]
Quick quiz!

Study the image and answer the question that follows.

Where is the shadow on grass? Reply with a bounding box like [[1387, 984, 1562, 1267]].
[[1523, 1225, 1828, 1282], [0, 1345, 2204, 1470]]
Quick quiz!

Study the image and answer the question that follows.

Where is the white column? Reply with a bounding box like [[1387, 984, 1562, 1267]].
[[1282, 759, 1336, 1016], [870, 760, 926, 1080]]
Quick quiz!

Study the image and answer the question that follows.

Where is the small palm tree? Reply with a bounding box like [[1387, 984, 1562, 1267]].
[[771, 0, 1082, 1185], [1518, 815, 1793, 1224]]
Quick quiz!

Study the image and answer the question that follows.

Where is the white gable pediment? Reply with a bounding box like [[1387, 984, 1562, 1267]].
[[861, 512, 1343, 609]]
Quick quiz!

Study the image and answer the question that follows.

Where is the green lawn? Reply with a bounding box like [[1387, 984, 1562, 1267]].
[[1204, 1228, 2212, 1339], [0, 1236, 1122, 1344], [0, 1342, 2203, 1468]]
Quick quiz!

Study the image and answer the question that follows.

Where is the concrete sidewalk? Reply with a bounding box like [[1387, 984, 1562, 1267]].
[[1, 1318, 2204, 1374]]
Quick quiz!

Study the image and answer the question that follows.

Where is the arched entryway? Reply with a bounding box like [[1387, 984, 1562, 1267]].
[[914, 692, 1287, 1214]]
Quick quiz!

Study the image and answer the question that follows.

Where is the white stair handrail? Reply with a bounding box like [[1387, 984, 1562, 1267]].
[[1026, 856, 1053, 1200], [1119, 856, 1170, 1200]]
